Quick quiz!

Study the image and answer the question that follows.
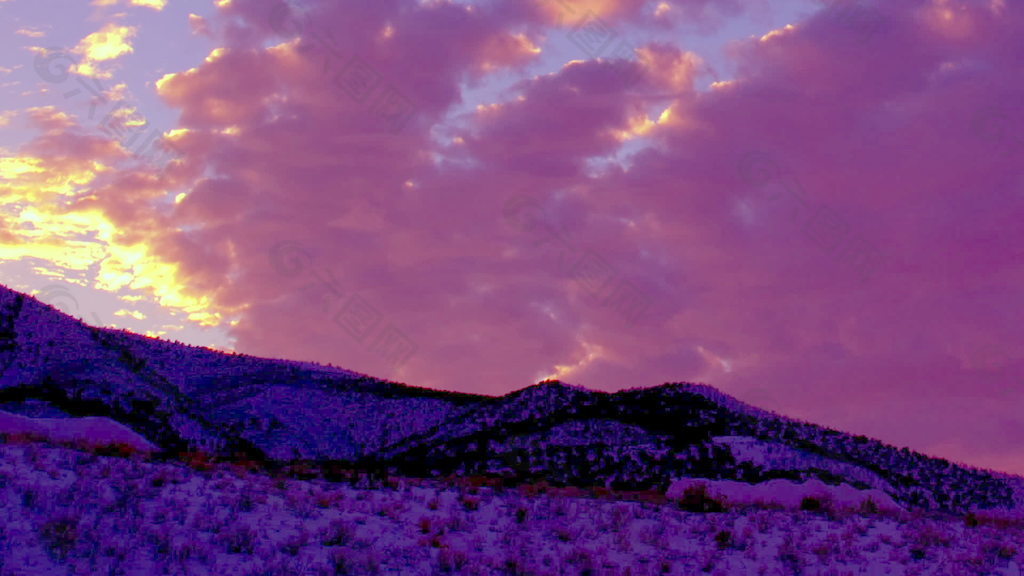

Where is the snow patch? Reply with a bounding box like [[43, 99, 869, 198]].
[[0, 410, 157, 453], [667, 477, 903, 513]]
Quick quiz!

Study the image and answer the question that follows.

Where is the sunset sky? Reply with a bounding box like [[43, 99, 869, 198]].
[[1, 0, 1021, 473]]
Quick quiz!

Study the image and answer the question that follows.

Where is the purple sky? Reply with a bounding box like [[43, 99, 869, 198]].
[[1, 0, 1022, 474]]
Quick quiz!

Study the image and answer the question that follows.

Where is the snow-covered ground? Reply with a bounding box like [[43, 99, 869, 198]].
[[666, 477, 904, 514], [0, 440, 1021, 576], [0, 410, 156, 454]]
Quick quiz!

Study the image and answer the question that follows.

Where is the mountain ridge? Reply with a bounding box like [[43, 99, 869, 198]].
[[0, 282, 1017, 513]]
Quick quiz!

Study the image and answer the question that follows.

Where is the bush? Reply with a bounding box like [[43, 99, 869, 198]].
[[40, 515, 80, 560], [180, 451, 215, 472], [2, 432, 48, 445], [997, 545, 1018, 560], [438, 546, 469, 573], [800, 496, 823, 512], [217, 525, 257, 554], [859, 497, 880, 515], [515, 507, 528, 524], [93, 443, 138, 459], [328, 549, 349, 573], [321, 519, 352, 547], [677, 484, 726, 513], [460, 495, 480, 512]]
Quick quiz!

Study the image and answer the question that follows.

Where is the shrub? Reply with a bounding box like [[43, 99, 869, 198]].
[[2, 432, 48, 446], [93, 443, 138, 459], [518, 482, 550, 497], [502, 556, 526, 576], [321, 519, 352, 547], [217, 525, 257, 554], [677, 484, 726, 513], [438, 546, 469, 573], [20, 485, 39, 510], [40, 515, 80, 560], [998, 545, 1018, 560], [800, 496, 822, 511], [328, 549, 349, 574], [180, 451, 215, 472], [515, 507, 528, 524], [282, 531, 308, 556], [460, 495, 481, 512]]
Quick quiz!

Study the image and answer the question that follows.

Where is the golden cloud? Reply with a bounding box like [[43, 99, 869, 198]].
[[0, 112, 232, 330], [71, 24, 138, 79], [91, 0, 168, 10]]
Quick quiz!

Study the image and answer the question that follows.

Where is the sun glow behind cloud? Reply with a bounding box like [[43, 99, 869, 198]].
[[0, 106, 234, 338]]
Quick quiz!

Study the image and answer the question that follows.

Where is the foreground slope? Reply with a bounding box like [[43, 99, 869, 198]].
[[0, 441, 1021, 576]]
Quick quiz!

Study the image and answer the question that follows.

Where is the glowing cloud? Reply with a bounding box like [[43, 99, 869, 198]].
[[71, 24, 138, 78], [91, 0, 168, 10]]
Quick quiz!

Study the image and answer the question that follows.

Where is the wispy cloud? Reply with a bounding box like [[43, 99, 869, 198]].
[[91, 0, 168, 11], [15, 28, 45, 38]]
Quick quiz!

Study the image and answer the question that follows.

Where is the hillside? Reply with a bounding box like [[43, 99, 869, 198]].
[[378, 382, 1015, 513], [0, 284, 484, 462], [0, 283, 1016, 514]]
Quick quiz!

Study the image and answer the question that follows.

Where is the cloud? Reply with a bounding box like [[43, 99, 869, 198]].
[[15, 28, 45, 38], [525, 0, 746, 30], [91, 0, 168, 10], [71, 24, 138, 79], [188, 14, 212, 37], [23, 0, 1024, 474], [0, 106, 225, 328]]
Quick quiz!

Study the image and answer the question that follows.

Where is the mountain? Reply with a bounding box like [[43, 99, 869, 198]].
[[0, 283, 1016, 513], [0, 284, 483, 462], [378, 381, 1014, 512]]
